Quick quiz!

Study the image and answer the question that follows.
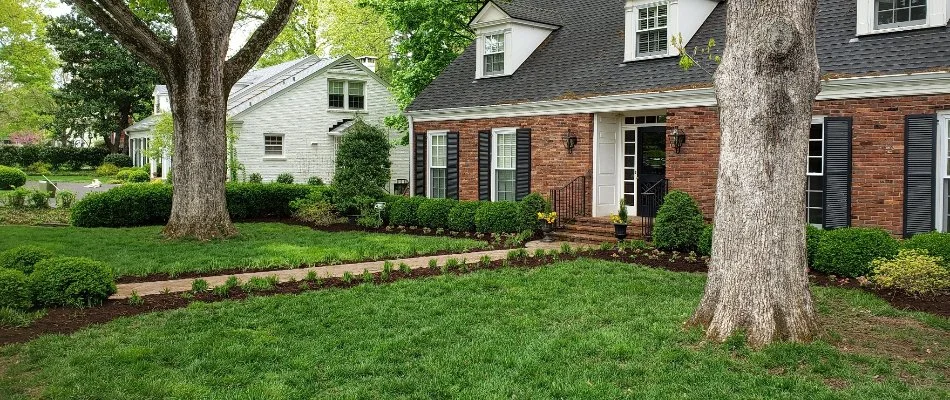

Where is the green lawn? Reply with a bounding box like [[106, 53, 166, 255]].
[[0, 260, 946, 399], [25, 174, 97, 184], [0, 223, 489, 278]]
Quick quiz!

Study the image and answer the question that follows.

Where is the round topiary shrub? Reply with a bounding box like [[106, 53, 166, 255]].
[[903, 232, 950, 267], [812, 227, 899, 277], [416, 198, 458, 229], [698, 223, 713, 256], [103, 153, 133, 168], [388, 196, 424, 227], [0, 165, 27, 189], [95, 163, 120, 177], [30, 257, 116, 307], [0, 268, 32, 310], [275, 173, 294, 184], [652, 190, 705, 251], [127, 169, 150, 183], [0, 245, 55, 274], [519, 193, 549, 231], [475, 201, 531, 233], [448, 201, 481, 232]]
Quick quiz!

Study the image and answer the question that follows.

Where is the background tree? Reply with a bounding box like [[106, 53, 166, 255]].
[[46, 10, 161, 153], [68, 0, 298, 240], [333, 120, 392, 207], [686, 0, 822, 347], [0, 0, 58, 140]]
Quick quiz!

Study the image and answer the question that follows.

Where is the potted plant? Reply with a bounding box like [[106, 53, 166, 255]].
[[537, 211, 558, 243], [610, 198, 629, 242]]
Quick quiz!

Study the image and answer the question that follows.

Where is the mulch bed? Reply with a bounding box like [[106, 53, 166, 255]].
[[2, 248, 947, 346]]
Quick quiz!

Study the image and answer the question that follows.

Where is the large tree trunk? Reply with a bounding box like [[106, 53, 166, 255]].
[[687, 0, 822, 347]]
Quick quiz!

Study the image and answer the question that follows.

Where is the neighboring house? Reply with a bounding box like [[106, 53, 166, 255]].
[[407, 0, 950, 239], [127, 55, 408, 193]]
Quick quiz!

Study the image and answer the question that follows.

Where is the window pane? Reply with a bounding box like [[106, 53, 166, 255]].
[[348, 94, 364, 109], [809, 123, 823, 140], [496, 170, 515, 202], [485, 34, 504, 54], [264, 135, 283, 155], [808, 157, 822, 174], [329, 80, 344, 94], [485, 53, 504, 75], [809, 140, 823, 157], [430, 134, 447, 168], [495, 132, 516, 169], [430, 168, 446, 199]]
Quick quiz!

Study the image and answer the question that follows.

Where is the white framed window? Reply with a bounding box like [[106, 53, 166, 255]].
[[264, 134, 284, 157], [492, 128, 517, 202], [937, 113, 949, 232], [348, 82, 365, 110], [637, 4, 669, 57], [483, 33, 506, 77], [876, 0, 927, 29], [428, 131, 447, 199], [806, 121, 825, 226], [328, 79, 366, 110]]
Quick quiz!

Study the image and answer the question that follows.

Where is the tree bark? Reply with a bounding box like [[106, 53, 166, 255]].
[[687, 0, 822, 347]]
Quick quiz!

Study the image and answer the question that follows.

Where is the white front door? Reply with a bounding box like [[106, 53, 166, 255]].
[[938, 113, 949, 232], [594, 114, 620, 216]]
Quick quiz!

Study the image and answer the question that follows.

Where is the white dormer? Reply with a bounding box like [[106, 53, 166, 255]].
[[470, 1, 559, 79], [856, 0, 949, 36], [624, 0, 718, 62], [153, 85, 170, 115]]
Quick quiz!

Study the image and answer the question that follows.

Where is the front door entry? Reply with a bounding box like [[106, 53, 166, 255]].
[[636, 126, 667, 217]]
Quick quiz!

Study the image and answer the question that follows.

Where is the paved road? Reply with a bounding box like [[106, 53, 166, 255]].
[[24, 180, 119, 202]]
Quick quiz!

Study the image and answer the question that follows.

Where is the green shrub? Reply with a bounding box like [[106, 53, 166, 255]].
[[698, 224, 713, 256], [103, 153, 133, 168], [95, 163, 120, 177], [71, 183, 173, 227], [389, 196, 424, 226], [416, 198, 458, 229], [519, 193, 549, 231], [475, 201, 531, 233], [28, 190, 50, 209], [333, 120, 391, 202], [30, 257, 116, 307], [0, 165, 27, 189], [806, 225, 825, 266], [248, 173, 263, 183], [0, 145, 108, 170], [115, 168, 133, 181], [0, 268, 32, 310], [127, 169, 150, 183], [871, 249, 950, 295], [291, 197, 340, 226], [226, 183, 320, 220], [5, 187, 28, 207], [307, 176, 324, 186], [24, 161, 51, 175], [56, 190, 76, 208], [812, 227, 899, 277], [0, 245, 54, 273], [447, 201, 481, 232], [652, 190, 705, 251], [903, 232, 950, 266], [275, 173, 294, 184]]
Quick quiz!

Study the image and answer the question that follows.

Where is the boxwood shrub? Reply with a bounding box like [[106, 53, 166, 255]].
[[416, 198, 458, 229], [652, 190, 705, 251], [388, 196, 425, 226], [806, 225, 825, 267], [0, 165, 27, 189], [698, 224, 713, 256], [448, 201, 482, 232], [812, 227, 899, 277], [519, 193, 549, 231], [0, 268, 32, 310], [127, 169, 150, 183], [475, 201, 531, 233], [902, 232, 950, 266], [0, 245, 55, 274], [30, 257, 116, 307], [103, 153, 133, 168]]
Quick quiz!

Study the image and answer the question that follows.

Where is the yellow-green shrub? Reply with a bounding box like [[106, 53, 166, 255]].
[[870, 249, 950, 295]]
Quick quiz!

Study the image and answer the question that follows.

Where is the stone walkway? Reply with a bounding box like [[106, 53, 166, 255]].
[[112, 240, 569, 299]]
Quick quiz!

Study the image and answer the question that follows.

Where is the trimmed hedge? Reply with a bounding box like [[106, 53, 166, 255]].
[[652, 190, 705, 251], [812, 227, 899, 277], [0, 245, 55, 274], [127, 169, 150, 183], [0, 145, 109, 170], [0, 268, 32, 310], [475, 201, 532, 233], [30, 257, 116, 307], [448, 201, 482, 232], [225, 183, 317, 220], [0, 165, 27, 189], [806, 225, 825, 267], [103, 153, 133, 168], [416, 198, 457, 229], [388, 196, 424, 227], [903, 232, 950, 266]]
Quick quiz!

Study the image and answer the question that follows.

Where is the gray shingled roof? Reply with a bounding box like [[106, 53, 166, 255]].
[[490, 0, 562, 26], [409, 0, 950, 112]]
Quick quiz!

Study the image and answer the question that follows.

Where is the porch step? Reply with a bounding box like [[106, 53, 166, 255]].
[[555, 216, 649, 244]]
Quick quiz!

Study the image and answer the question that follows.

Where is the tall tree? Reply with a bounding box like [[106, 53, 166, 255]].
[[687, 0, 822, 347], [46, 10, 161, 152], [68, 0, 298, 240], [0, 0, 57, 140]]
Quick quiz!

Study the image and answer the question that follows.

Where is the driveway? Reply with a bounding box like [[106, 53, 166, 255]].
[[24, 180, 120, 201]]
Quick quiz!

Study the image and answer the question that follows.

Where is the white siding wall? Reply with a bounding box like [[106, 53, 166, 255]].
[[232, 59, 408, 191]]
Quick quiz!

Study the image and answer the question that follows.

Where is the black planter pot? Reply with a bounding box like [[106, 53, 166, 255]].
[[614, 223, 628, 242], [541, 222, 555, 243]]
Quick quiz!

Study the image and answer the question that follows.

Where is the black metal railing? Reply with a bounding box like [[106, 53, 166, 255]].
[[550, 175, 588, 229], [639, 179, 668, 240]]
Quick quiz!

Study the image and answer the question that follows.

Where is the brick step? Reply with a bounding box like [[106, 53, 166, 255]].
[[562, 223, 626, 236], [572, 216, 648, 227], [552, 229, 647, 245]]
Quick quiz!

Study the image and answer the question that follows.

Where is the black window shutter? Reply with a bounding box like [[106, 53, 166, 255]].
[[446, 131, 460, 200], [478, 130, 491, 201], [823, 117, 852, 229], [903, 114, 938, 238], [414, 132, 426, 197], [515, 128, 532, 201]]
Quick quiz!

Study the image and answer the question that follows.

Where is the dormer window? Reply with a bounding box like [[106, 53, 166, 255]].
[[470, 1, 559, 79], [857, 0, 948, 35], [876, 0, 927, 29], [484, 34, 506, 76], [637, 4, 669, 57]]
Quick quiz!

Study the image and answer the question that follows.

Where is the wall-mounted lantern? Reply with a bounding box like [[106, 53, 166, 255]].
[[564, 130, 578, 154], [669, 128, 687, 154]]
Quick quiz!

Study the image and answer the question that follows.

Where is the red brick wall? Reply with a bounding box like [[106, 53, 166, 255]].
[[414, 114, 594, 202]]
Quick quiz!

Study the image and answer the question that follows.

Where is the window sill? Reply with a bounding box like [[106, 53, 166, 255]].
[[327, 108, 367, 114], [856, 22, 940, 36], [476, 73, 511, 79], [624, 53, 676, 63], [263, 156, 287, 162]]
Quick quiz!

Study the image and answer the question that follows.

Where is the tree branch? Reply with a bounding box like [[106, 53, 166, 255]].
[[69, 0, 172, 73], [166, 0, 196, 48], [224, 0, 298, 88]]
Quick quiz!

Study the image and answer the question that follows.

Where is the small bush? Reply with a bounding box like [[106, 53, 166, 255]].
[[127, 169, 150, 183], [0, 245, 54, 274], [519, 193, 549, 231], [5, 187, 28, 207], [0, 165, 27, 189], [447, 201, 481, 232], [103, 153, 133, 168], [475, 201, 531, 233], [191, 279, 209, 294], [248, 173, 263, 183], [416, 198, 458, 229], [275, 173, 294, 184], [307, 176, 324, 186], [291, 198, 340, 226], [652, 190, 705, 251], [115, 169, 133, 181], [389, 196, 424, 227], [698, 224, 713, 256], [24, 161, 51, 175], [871, 249, 950, 295], [812, 227, 899, 277], [56, 190, 76, 208], [333, 120, 391, 201], [806, 225, 825, 266], [30, 257, 116, 307], [28, 190, 50, 209], [95, 163, 120, 177], [71, 183, 173, 227], [0, 269, 32, 310], [903, 232, 950, 266]]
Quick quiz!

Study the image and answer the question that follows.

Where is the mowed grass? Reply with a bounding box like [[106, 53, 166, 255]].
[[0, 260, 946, 399], [0, 223, 488, 277]]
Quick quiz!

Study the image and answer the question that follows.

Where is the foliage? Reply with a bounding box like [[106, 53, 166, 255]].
[[127, 169, 150, 183], [652, 191, 705, 251], [474, 202, 532, 234], [806, 225, 825, 266], [226, 183, 322, 221], [276, 172, 295, 184], [227, 123, 244, 182], [248, 173, 263, 184], [115, 169, 132, 181], [671, 34, 721, 73], [611, 198, 629, 225], [388, 196, 424, 227], [0, 245, 54, 274], [147, 113, 174, 160], [28, 190, 49, 209], [0, 306, 44, 328], [812, 227, 900, 278], [0, 268, 32, 310], [537, 211, 557, 225], [24, 161, 50, 175], [29, 256, 116, 307], [698, 224, 713, 256], [902, 232, 950, 267], [55, 190, 77, 209], [0, 165, 27, 188], [103, 154, 134, 168], [447, 201, 481, 232], [333, 120, 392, 202], [71, 183, 173, 227], [95, 163, 121, 177], [291, 197, 341, 226], [0, 207, 71, 225], [242, 276, 278, 293], [416, 198, 457, 229], [0, 0, 57, 140], [5, 187, 28, 207], [871, 249, 950, 295], [307, 176, 324, 186], [191, 279, 209, 294], [0, 145, 109, 170], [519, 193, 549, 231]]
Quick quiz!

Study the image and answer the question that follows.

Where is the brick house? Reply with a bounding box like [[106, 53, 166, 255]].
[[406, 0, 950, 239]]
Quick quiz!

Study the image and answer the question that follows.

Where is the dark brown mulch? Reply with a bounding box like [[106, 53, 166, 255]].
[[808, 274, 950, 317]]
